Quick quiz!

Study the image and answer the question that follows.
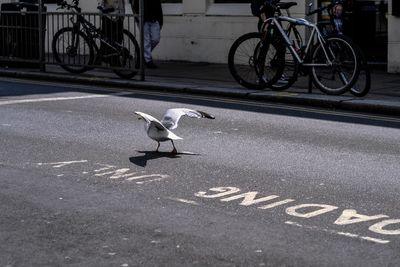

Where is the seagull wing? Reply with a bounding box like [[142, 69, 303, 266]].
[[161, 108, 215, 130], [134, 111, 161, 124]]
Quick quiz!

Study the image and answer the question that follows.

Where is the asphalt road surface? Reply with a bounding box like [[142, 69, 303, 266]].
[[1, 78, 400, 267]]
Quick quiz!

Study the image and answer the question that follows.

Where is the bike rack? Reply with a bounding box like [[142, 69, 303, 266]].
[[0, 0, 145, 81]]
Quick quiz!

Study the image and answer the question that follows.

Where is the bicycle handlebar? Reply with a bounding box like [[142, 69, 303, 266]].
[[57, 0, 116, 14], [18, 1, 39, 7], [307, 5, 327, 16], [256, 0, 281, 15], [57, 0, 80, 11], [306, 0, 345, 16], [265, 0, 280, 9]]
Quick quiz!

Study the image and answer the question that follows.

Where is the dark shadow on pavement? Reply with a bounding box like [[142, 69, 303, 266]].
[[129, 150, 200, 167], [1, 67, 399, 129]]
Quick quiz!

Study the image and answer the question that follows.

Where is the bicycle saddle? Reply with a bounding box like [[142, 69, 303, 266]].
[[277, 2, 297, 9]]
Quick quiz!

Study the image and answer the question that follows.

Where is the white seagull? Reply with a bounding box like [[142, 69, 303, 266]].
[[134, 108, 215, 154]]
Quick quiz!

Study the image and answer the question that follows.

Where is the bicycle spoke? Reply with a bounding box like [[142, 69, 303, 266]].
[[311, 35, 359, 94]]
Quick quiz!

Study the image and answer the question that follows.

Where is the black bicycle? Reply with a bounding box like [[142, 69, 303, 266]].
[[52, 0, 140, 79]]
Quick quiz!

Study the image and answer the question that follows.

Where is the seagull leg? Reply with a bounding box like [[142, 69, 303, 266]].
[[171, 140, 178, 154], [156, 142, 160, 152]]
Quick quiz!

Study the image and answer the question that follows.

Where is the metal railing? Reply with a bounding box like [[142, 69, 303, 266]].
[[0, 0, 144, 80]]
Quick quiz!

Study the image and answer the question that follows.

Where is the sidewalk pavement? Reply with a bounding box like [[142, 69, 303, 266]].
[[1, 61, 400, 116]]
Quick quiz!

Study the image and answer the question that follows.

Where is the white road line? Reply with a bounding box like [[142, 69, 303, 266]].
[[285, 221, 390, 244], [37, 160, 88, 168], [125, 174, 169, 181], [135, 177, 169, 184], [360, 236, 390, 244], [0, 95, 109, 106], [166, 197, 200, 206]]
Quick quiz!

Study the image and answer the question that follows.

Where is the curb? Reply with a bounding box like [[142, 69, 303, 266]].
[[1, 69, 400, 117]]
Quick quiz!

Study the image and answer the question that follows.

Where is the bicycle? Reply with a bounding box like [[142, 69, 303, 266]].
[[229, 0, 361, 95], [228, 2, 306, 91], [269, 0, 369, 95], [310, 1, 370, 97], [52, 0, 140, 79]]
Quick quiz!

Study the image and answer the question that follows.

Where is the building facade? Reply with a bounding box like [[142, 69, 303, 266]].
[[388, 1, 400, 72], [1, 0, 399, 72], [70, 0, 400, 73]]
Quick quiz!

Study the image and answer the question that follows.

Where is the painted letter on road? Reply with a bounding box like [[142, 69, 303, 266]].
[[195, 187, 240, 198], [286, 204, 338, 218]]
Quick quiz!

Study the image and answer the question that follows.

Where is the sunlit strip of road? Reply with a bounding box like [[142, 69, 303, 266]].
[[0, 92, 130, 106]]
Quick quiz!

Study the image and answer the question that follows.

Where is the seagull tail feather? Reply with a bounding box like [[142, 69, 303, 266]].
[[198, 110, 215, 119]]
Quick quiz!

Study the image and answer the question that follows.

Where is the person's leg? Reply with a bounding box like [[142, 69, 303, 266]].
[[143, 22, 160, 68], [150, 21, 161, 51], [143, 22, 153, 63]]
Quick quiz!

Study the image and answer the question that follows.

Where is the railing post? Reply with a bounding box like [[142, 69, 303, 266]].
[[38, 0, 45, 72], [139, 0, 145, 81]]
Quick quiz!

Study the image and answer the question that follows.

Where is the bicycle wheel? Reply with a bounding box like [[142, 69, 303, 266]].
[[111, 29, 140, 79], [52, 27, 94, 74], [311, 34, 360, 95], [228, 32, 284, 89], [349, 47, 371, 97], [228, 32, 265, 89]]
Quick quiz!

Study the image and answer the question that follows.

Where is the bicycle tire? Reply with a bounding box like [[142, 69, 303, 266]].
[[228, 32, 284, 90], [111, 30, 140, 79], [311, 34, 360, 95], [228, 32, 266, 89], [52, 27, 94, 74], [349, 45, 371, 97]]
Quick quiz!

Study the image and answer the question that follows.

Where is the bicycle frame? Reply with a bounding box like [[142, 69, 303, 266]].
[[66, 9, 122, 57], [262, 15, 333, 68], [74, 15, 99, 38]]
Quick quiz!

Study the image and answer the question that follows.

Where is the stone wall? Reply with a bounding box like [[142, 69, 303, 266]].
[[388, 0, 400, 73]]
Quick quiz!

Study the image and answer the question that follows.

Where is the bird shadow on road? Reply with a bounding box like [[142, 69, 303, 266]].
[[129, 150, 201, 167]]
